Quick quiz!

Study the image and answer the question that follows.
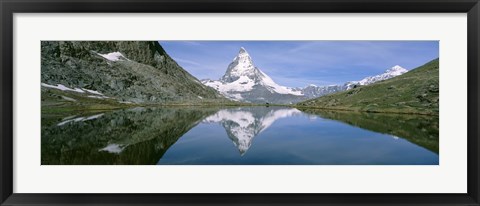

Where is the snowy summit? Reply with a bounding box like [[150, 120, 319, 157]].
[[202, 47, 304, 104], [345, 65, 409, 89]]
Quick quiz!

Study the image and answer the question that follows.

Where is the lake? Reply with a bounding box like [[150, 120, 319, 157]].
[[41, 106, 439, 165]]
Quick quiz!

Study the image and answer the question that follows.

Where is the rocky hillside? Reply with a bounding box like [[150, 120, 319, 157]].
[[41, 41, 228, 105], [298, 59, 439, 115]]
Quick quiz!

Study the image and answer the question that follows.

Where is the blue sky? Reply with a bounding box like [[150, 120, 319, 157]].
[[160, 41, 439, 87]]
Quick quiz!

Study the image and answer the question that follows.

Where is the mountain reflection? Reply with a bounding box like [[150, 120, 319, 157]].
[[203, 107, 302, 155], [42, 106, 439, 165]]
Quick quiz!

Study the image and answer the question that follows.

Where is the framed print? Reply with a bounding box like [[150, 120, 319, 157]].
[[1, 0, 479, 205]]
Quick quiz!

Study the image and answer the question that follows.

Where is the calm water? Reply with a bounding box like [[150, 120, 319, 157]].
[[41, 106, 439, 165]]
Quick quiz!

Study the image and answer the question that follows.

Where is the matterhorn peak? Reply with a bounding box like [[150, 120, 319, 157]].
[[203, 46, 305, 103], [234, 47, 251, 61], [220, 47, 258, 83], [239, 47, 247, 53]]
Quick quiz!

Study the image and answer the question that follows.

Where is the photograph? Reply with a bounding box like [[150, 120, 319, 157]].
[[3, 0, 478, 204], [40, 41, 439, 165]]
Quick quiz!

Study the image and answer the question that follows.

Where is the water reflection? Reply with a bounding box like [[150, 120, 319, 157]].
[[203, 107, 301, 154], [41, 107, 216, 164], [299, 109, 439, 154], [41, 106, 439, 165]]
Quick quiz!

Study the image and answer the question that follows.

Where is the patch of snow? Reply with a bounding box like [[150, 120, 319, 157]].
[[41, 83, 85, 93], [87, 95, 108, 99], [42, 83, 112, 99], [57, 119, 76, 126], [57, 113, 104, 126], [391, 135, 400, 140], [386, 65, 408, 75], [61, 96, 76, 102], [96, 51, 129, 61], [99, 144, 124, 154], [85, 113, 104, 121], [83, 88, 103, 95], [73, 88, 85, 93]]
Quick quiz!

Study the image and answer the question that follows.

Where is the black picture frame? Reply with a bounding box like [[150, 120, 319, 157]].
[[1, 0, 479, 205]]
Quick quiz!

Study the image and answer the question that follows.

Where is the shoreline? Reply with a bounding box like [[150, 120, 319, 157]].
[[41, 101, 439, 117]]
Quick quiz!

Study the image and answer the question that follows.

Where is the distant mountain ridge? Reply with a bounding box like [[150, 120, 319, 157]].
[[298, 58, 439, 115], [293, 65, 409, 98], [343, 65, 409, 90]]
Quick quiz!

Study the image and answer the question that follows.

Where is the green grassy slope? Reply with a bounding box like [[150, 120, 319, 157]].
[[297, 59, 439, 115]]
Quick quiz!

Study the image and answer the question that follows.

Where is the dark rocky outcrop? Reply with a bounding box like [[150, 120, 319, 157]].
[[41, 41, 227, 104]]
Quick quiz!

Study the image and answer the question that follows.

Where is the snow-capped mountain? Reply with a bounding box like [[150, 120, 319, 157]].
[[344, 65, 409, 90], [203, 107, 302, 155], [298, 65, 409, 98], [202, 47, 307, 104]]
